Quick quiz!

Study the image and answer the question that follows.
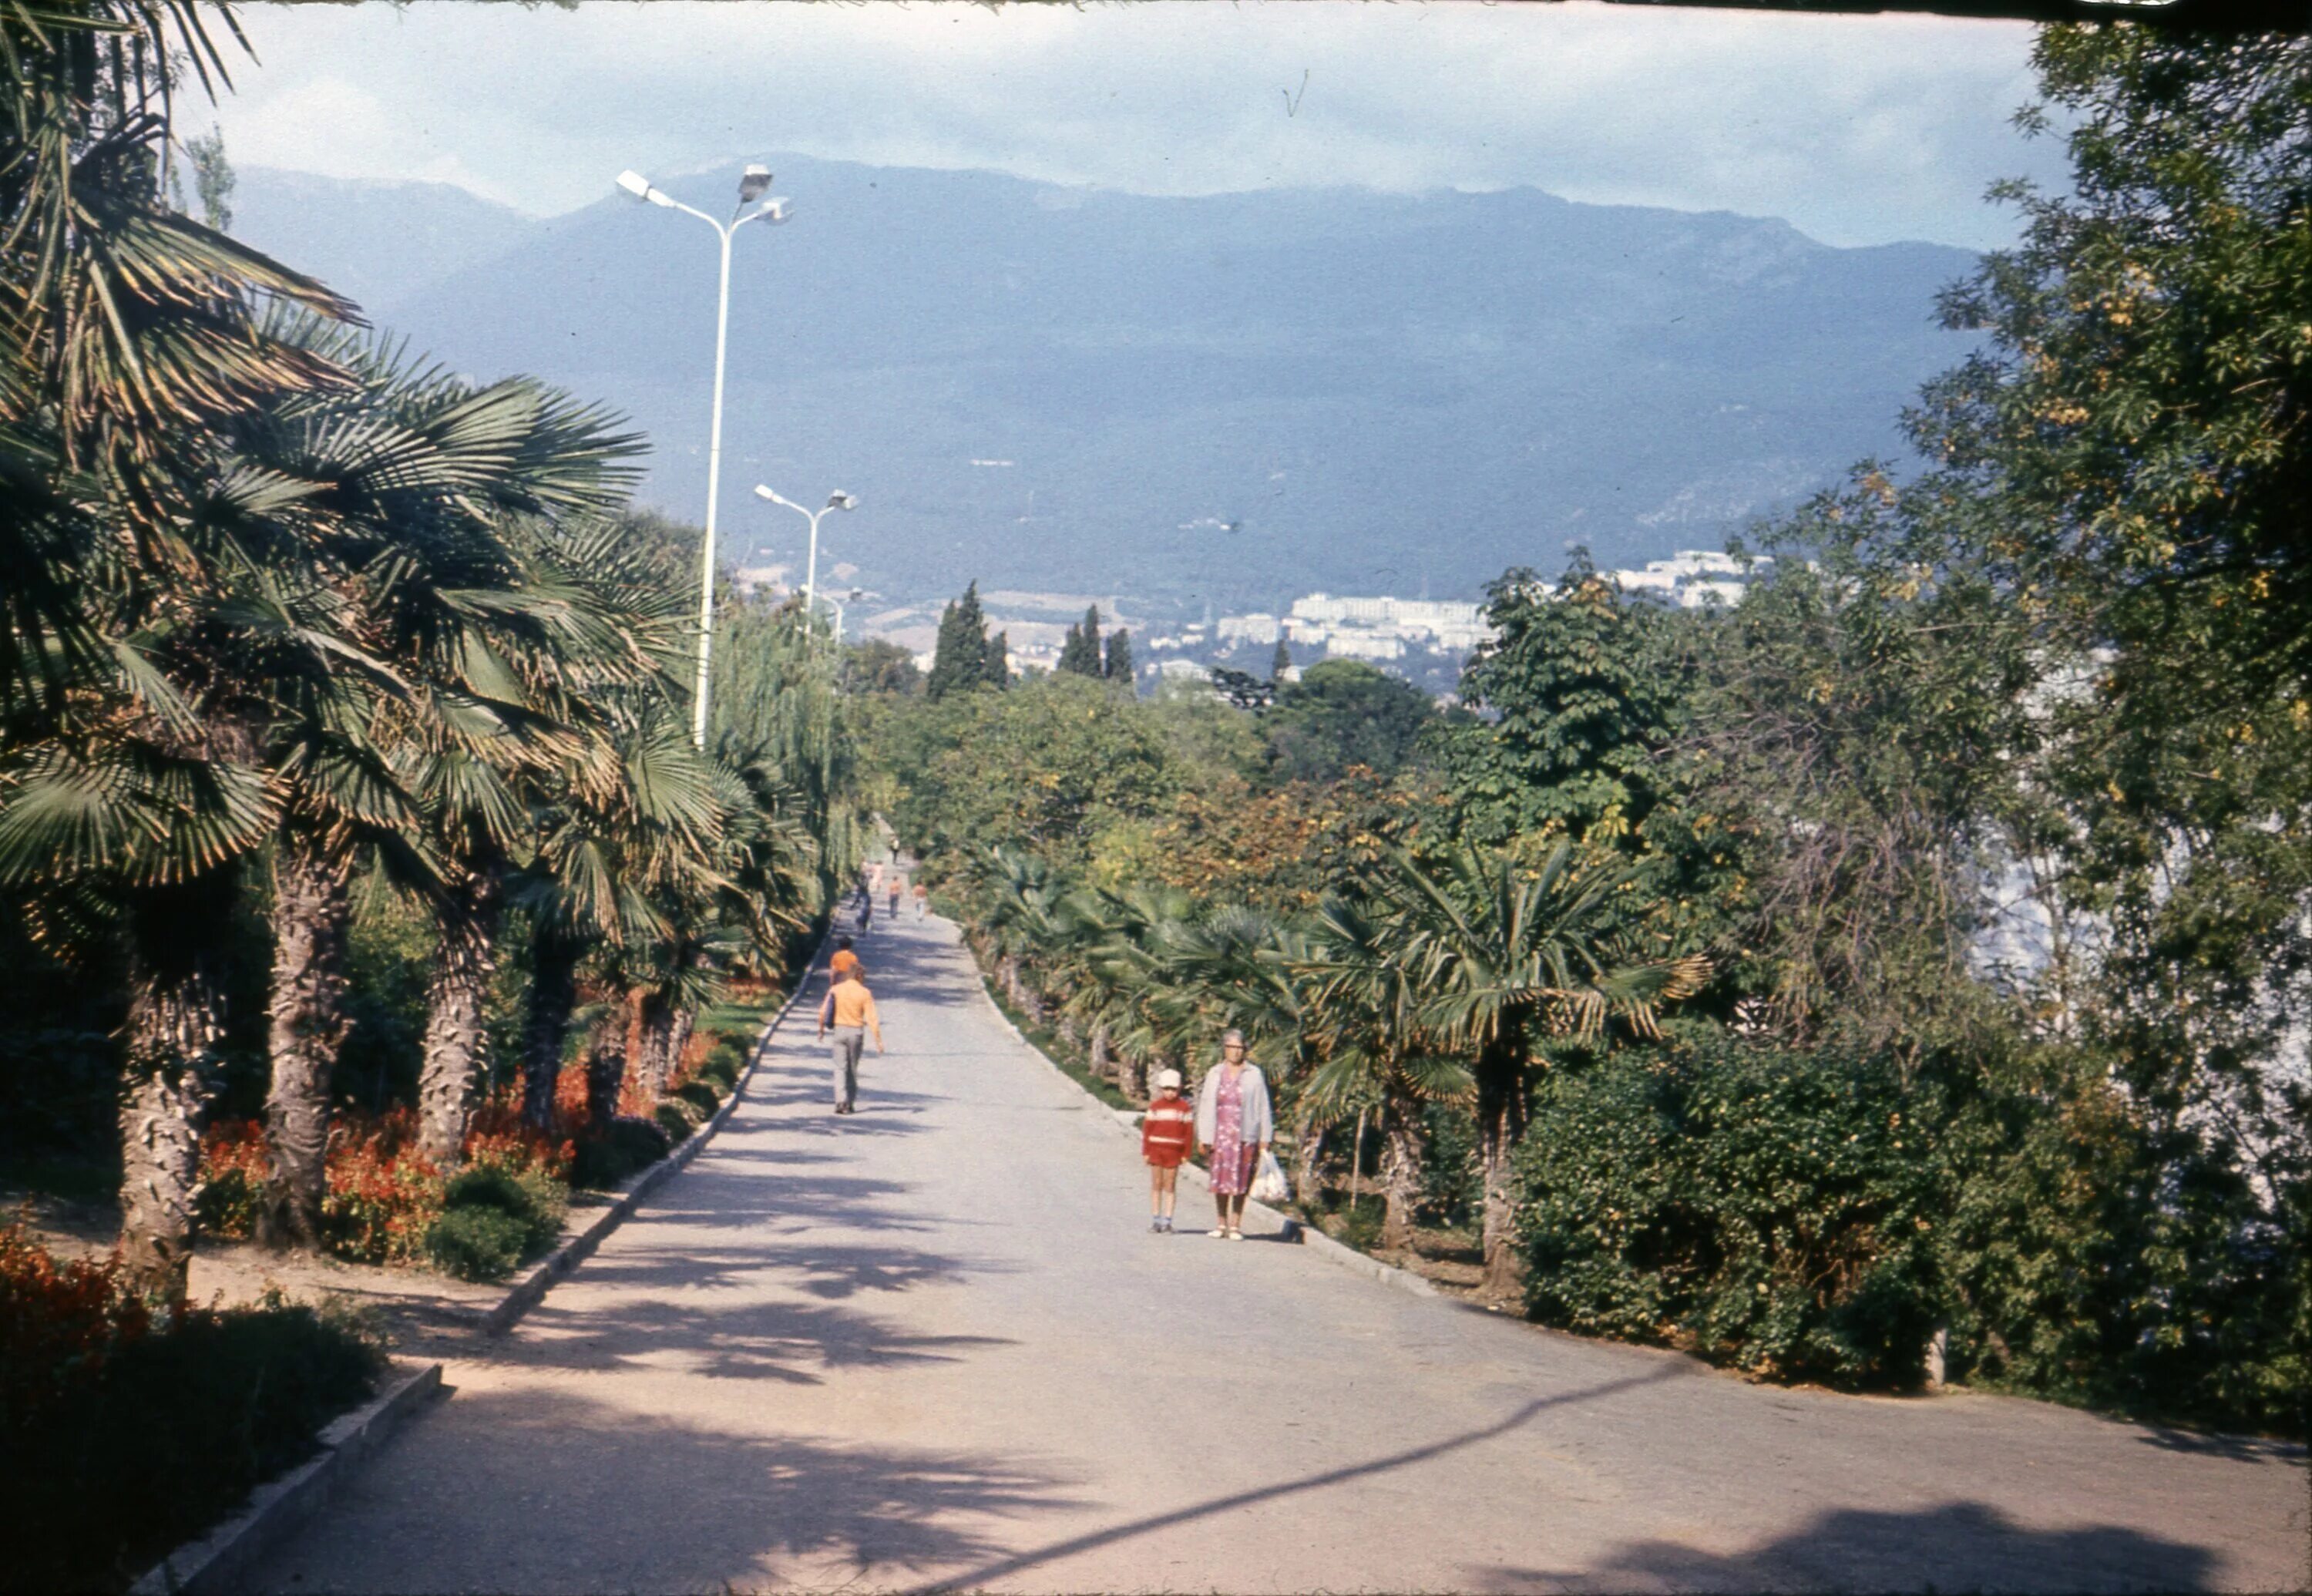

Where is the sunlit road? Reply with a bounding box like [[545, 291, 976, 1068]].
[[249, 911, 2307, 1594]]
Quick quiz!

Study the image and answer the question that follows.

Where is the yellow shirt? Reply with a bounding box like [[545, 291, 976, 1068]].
[[821, 979, 882, 1046]]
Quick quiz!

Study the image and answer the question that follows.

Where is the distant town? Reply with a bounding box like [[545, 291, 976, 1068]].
[[728, 549, 1767, 695]]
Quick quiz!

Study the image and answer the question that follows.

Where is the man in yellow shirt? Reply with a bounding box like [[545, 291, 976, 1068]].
[[816, 967, 885, 1114]]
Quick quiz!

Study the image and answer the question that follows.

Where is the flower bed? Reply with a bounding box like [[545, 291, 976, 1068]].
[[0, 1218, 383, 1593]]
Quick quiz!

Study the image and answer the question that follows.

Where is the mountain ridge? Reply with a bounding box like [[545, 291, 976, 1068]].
[[231, 156, 1978, 617]]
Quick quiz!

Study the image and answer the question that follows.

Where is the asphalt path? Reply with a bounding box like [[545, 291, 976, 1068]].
[[249, 910, 2307, 1594]]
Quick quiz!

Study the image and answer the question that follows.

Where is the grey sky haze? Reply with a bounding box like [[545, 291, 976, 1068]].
[[214, 0, 2066, 250]]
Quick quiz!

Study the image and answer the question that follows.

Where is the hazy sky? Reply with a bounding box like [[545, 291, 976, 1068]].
[[210, 0, 2066, 250]]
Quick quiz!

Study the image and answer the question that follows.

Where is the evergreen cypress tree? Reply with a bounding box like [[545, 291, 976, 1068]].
[[1272, 638, 1292, 681], [984, 630, 1012, 688], [926, 581, 990, 701], [1057, 604, 1103, 676], [1104, 627, 1134, 684]]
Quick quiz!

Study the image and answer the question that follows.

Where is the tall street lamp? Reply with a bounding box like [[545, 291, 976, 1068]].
[[615, 164, 792, 748], [752, 484, 859, 641]]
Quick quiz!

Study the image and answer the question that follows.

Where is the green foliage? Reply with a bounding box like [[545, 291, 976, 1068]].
[[421, 1204, 530, 1282], [570, 1117, 672, 1191], [926, 583, 992, 701], [1265, 659, 1434, 785], [441, 1162, 564, 1255], [5, 1297, 383, 1594], [657, 1100, 706, 1143], [840, 638, 922, 697], [1519, 1038, 1944, 1389], [1104, 628, 1134, 684], [673, 1080, 721, 1117], [1058, 606, 1104, 677], [1437, 556, 1690, 851]]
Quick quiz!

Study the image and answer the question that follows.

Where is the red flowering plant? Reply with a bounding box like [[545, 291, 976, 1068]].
[[0, 1215, 153, 1431], [194, 1118, 270, 1239]]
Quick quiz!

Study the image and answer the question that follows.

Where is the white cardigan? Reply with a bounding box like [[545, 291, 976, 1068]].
[[1192, 1062, 1273, 1147]]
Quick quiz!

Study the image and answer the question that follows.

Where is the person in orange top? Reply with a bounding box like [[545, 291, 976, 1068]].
[[829, 936, 862, 981], [1140, 1068, 1195, 1233], [815, 966, 884, 1114]]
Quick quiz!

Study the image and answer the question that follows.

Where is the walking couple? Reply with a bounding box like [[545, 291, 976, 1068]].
[[1141, 1028, 1273, 1238]]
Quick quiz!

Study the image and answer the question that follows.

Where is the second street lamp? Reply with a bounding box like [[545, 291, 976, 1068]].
[[752, 484, 859, 644], [615, 163, 793, 748]]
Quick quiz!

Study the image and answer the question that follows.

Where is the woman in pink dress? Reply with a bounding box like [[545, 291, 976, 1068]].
[[1193, 1029, 1274, 1240]]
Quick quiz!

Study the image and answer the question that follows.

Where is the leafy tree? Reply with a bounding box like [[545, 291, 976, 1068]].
[[841, 638, 920, 697], [1104, 628, 1134, 685], [1058, 605, 1104, 677], [1265, 659, 1433, 785], [983, 629, 1012, 689], [926, 582, 990, 701], [1272, 639, 1293, 680], [1437, 555, 1689, 852]]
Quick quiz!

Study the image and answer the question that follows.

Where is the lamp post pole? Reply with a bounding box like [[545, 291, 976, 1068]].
[[615, 166, 791, 748], [753, 485, 859, 647]]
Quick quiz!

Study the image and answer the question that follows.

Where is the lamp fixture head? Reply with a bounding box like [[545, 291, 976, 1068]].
[[758, 197, 793, 224], [738, 164, 772, 203], [615, 170, 651, 201], [828, 492, 858, 511]]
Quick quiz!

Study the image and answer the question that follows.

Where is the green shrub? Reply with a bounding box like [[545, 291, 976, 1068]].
[[674, 1080, 721, 1117], [442, 1161, 564, 1255], [1517, 1037, 1942, 1389], [656, 1101, 703, 1146], [422, 1203, 529, 1282], [5, 1298, 381, 1593], [694, 1050, 743, 1093], [570, 1116, 670, 1191]]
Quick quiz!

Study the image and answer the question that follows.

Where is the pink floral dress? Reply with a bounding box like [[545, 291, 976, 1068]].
[[1208, 1067, 1255, 1195]]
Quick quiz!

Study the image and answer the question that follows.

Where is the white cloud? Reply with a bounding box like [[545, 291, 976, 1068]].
[[210, 0, 2065, 247]]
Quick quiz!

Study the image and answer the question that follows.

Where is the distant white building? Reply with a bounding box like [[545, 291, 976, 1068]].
[[1157, 657, 1212, 682], [1217, 612, 1282, 646], [1327, 631, 1406, 661]]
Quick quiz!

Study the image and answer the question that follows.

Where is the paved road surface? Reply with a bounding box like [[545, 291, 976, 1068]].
[[250, 912, 2307, 1594]]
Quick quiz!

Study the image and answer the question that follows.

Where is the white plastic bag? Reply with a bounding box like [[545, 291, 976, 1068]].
[[1250, 1148, 1289, 1205]]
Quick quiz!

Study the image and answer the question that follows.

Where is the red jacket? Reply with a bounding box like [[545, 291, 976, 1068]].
[[1141, 1094, 1195, 1167]]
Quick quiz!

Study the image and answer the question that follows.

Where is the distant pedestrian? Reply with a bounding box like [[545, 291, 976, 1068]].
[[816, 966, 884, 1114], [830, 936, 862, 982], [887, 876, 902, 920], [912, 882, 929, 919], [1194, 1029, 1272, 1239], [1141, 1069, 1195, 1233], [859, 884, 873, 933]]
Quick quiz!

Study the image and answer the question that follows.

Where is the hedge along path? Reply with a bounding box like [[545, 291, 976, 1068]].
[[247, 909, 2307, 1594]]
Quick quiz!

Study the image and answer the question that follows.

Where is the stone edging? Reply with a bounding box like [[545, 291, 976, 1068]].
[[486, 936, 827, 1336], [968, 951, 1438, 1300], [128, 1361, 444, 1596], [129, 934, 830, 1595]]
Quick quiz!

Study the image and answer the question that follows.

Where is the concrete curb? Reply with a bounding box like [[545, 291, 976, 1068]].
[[968, 949, 1439, 1300], [128, 1361, 444, 1596], [486, 934, 827, 1337]]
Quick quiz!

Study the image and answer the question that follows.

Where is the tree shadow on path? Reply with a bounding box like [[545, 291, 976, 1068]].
[[1467, 1500, 2226, 1594], [255, 1382, 1083, 1594], [907, 1363, 1692, 1592]]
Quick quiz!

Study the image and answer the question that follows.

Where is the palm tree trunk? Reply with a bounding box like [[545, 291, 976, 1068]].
[[1475, 1033, 1529, 1299], [522, 931, 581, 1129], [584, 1009, 627, 1135], [1089, 1023, 1111, 1083], [1379, 1097, 1424, 1250], [258, 838, 352, 1252], [636, 990, 692, 1099], [1290, 1110, 1324, 1208], [117, 882, 234, 1302], [417, 870, 502, 1168]]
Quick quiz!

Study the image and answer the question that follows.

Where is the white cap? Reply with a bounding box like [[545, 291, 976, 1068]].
[[1155, 1068, 1184, 1090]]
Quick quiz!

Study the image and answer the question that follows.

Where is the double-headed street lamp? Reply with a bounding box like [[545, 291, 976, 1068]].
[[615, 163, 791, 748], [752, 484, 858, 642]]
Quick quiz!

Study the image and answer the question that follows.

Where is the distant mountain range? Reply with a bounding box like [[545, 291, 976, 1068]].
[[232, 159, 1978, 618]]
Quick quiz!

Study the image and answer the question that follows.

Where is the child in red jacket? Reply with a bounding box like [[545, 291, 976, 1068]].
[[1141, 1068, 1195, 1233]]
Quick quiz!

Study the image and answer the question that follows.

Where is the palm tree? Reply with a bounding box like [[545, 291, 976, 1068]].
[[1374, 840, 1707, 1298], [1, 0, 359, 1294], [1295, 893, 1475, 1247]]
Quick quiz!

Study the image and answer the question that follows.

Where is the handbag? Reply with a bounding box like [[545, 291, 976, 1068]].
[[1250, 1148, 1289, 1205]]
